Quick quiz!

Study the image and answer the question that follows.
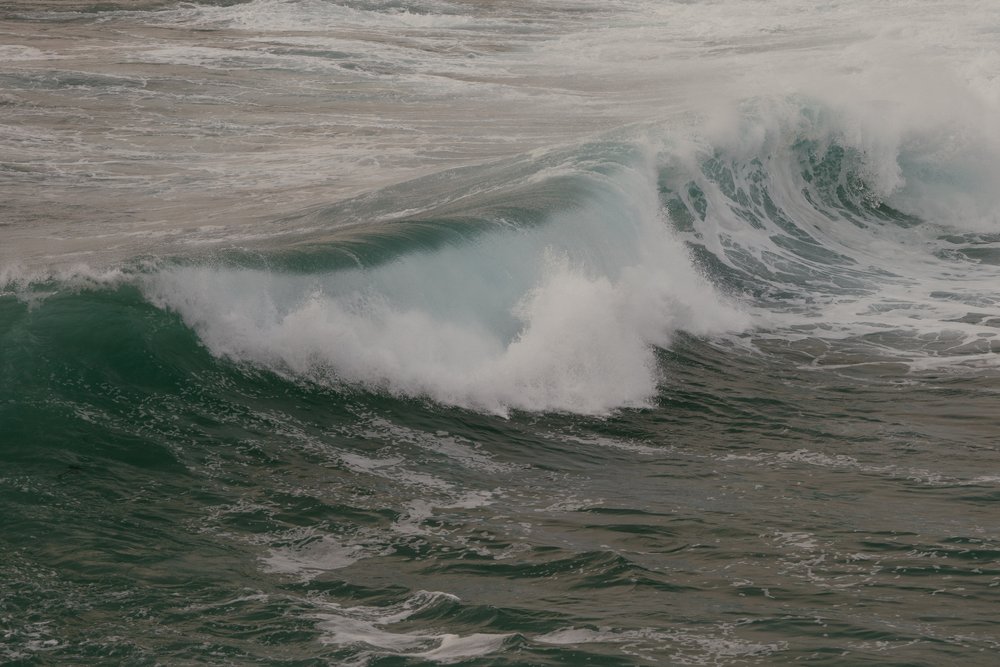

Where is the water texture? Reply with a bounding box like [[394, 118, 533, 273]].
[[2, 1, 1000, 664]]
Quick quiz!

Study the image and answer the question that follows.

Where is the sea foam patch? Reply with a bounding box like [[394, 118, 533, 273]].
[[314, 590, 511, 665]]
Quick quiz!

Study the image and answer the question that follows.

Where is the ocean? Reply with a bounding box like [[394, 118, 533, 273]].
[[2, 0, 1000, 664]]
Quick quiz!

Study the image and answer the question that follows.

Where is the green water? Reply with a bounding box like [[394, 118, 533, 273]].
[[3, 284, 999, 665]]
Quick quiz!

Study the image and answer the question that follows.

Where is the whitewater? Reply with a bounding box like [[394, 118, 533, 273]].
[[2, 0, 1000, 664]]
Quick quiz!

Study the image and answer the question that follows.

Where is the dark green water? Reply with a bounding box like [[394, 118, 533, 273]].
[[3, 275, 1000, 665]]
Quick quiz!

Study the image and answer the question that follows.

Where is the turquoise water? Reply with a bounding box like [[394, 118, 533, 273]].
[[3, 1, 1000, 664]]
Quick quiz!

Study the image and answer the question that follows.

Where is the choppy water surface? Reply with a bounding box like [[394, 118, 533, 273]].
[[3, 1, 1000, 664]]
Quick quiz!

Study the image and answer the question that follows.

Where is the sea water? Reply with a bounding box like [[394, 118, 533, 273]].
[[2, 1, 1000, 664]]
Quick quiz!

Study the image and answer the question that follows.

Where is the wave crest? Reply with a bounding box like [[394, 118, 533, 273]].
[[143, 153, 747, 415]]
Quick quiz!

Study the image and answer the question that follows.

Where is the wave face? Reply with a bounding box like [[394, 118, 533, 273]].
[[3, 1, 1000, 665]]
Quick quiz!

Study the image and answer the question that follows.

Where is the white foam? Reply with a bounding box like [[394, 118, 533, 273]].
[[314, 590, 511, 664], [536, 624, 786, 664], [359, 417, 522, 474], [0, 262, 131, 302], [143, 156, 747, 415], [0, 45, 63, 61], [772, 531, 822, 552], [410, 633, 510, 662], [172, 0, 480, 32], [659, 73, 1000, 368], [261, 534, 366, 581], [719, 448, 999, 491]]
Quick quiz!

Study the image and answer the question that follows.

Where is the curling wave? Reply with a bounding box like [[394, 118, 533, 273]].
[[142, 145, 748, 416]]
